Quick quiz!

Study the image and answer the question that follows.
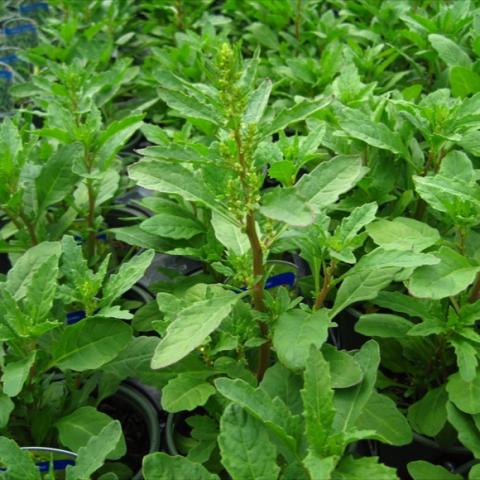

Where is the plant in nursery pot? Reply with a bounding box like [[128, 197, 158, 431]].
[[120, 43, 417, 478], [351, 153, 480, 477], [0, 237, 160, 478]]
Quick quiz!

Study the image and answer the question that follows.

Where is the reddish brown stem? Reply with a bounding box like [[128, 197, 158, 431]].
[[469, 274, 480, 303], [314, 264, 332, 310]]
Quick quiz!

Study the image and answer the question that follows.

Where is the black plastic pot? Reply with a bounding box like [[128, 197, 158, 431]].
[[99, 381, 164, 480]]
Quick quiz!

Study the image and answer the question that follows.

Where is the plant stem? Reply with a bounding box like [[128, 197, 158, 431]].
[[314, 262, 335, 310], [233, 127, 268, 380], [469, 274, 480, 303], [18, 211, 38, 245], [86, 179, 96, 259], [294, 0, 302, 41]]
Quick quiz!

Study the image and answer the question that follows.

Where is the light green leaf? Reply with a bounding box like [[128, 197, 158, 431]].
[[66, 421, 123, 480], [211, 211, 250, 255], [52, 318, 132, 371], [215, 377, 300, 454], [322, 344, 363, 389], [446, 371, 480, 414], [57, 406, 126, 459], [407, 386, 448, 437], [409, 247, 480, 299], [355, 314, 413, 338], [0, 393, 14, 428], [450, 66, 480, 97], [151, 290, 240, 369], [353, 248, 439, 272], [260, 188, 315, 227], [161, 374, 215, 413], [36, 143, 80, 213], [339, 107, 408, 158], [446, 402, 480, 458], [366, 217, 439, 252], [2, 351, 35, 397], [303, 453, 336, 480], [335, 455, 398, 480], [158, 88, 221, 124], [7, 241, 61, 301], [452, 337, 478, 382], [273, 309, 330, 371], [302, 346, 342, 457], [429, 34, 472, 68], [102, 249, 154, 305], [219, 404, 280, 480], [0, 437, 40, 480], [334, 341, 380, 431], [96, 115, 144, 170], [142, 452, 219, 480], [141, 213, 204, 240], [295, 155, 367, 211], [262, 97, 332, 138], [331, 267, 399, 319], [244, 79, 272, 124], [335, 202, 378, 245], [129, 160, 229, 218], [355, 392, 412, 446]]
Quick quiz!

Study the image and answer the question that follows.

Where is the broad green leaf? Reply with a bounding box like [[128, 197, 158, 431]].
[[470, 464, 480, 479], [331, 267, 399, 318], [219, 404, 280, 480], [322, 344, 363, 389], [158, 88, 221, 125], [244, 79, 272, 124], [355, 314, 413, 338], [66, 421, 123, 480], [452, 337, 478, 382], [261, 363, 303, 415], [161, 374, 215, 413], [353, 248, 439, 272], [446, 402, 480, 458], [260, 188, 315, 227], [295, 155, 367, 211], [366, 217, 439, 252], [447, 371, 480, 414], [52, 318, 132, 371], [24, 254, 59, 323], [334, 340, 380, 431], [273, 309, 330, 371], [102, 249, 154, 306], [102, 336, 160, 381], [211, 211, 250, 255], [57, 406, 126, 459], [335, 455, 398, 480], [151, 290, 240, 369], [262, 97, 332, 138], [302, 346, 342, 457], [2, 351, 35, 397], [0, 393, 14, 428], [36, 143, 80, 213], [215, 377, 300, 454], [450, 66, 480, 97], [334, 202, 378, 245], [355, 392, 412, 446], [7, 241, 61, 301], [141, 213, 203, 240], [129, 160, 229, 219], [407, 386, 448, 437], [407, 460, 461, 480], [429, 34, 472, 67], [96, 115, 144, 170], [409, 247, 480, 299], [142, 452, 219, 480], [0, 437, 40, 480], [339, 107, 408, 158], [303, 453, 336, 480]]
